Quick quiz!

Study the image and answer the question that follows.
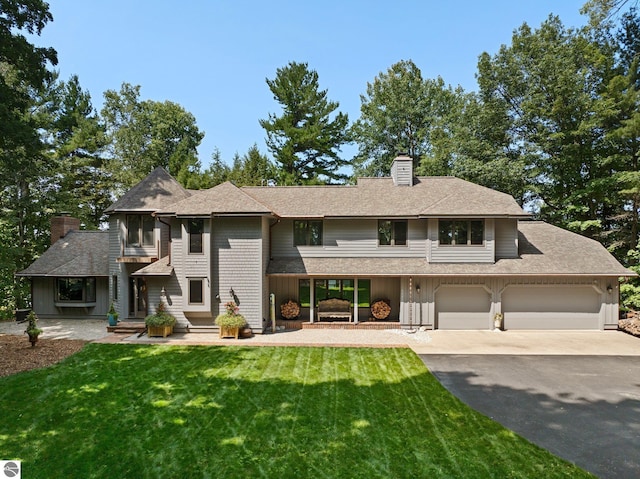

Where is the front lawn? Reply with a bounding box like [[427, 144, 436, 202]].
[[0, 345, 592, 478]]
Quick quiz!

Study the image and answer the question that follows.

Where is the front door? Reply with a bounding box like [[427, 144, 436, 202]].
[[129, 277, 148, 319]]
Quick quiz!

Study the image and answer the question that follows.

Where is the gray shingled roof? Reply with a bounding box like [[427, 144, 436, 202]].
[[266, 221, 634, 277], [105, 167, 192, 213], [156, 181, 272, 216], [131, 256, 174, 276], [16, 231, 109, 277], [242, 177, 528, 218]]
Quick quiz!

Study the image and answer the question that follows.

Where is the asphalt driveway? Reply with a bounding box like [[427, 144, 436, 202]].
[[421, 354, 640, 479]]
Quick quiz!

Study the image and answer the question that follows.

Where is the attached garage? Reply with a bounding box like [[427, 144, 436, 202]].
[[436, 285, 491, 329], [502, 285, 601, 330]]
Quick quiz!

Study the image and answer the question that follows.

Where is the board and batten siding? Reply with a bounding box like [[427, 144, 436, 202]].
[[213, 217, 264, 330], [271, 218, 427, 258], [427, 218, 495, 263], [494, 219, 519, 259]]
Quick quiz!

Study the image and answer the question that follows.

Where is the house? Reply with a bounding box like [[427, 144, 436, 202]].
[[19, 155, 634, 331], [16, 215, 110, 319]]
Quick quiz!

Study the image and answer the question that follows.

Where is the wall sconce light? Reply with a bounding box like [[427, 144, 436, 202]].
[[229, 288, 235, 298], [416, 284, 421, 293], [607, 285, 613, 294], [215, 293, 221, 303]]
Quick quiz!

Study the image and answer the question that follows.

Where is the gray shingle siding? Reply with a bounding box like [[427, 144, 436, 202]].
[[213, 217, 263, 329]]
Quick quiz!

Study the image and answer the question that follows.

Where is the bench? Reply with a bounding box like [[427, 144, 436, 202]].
[[317, 298, 352, 322]]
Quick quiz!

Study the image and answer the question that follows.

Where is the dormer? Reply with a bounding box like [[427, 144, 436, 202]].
[[391, 154, 413, 186]]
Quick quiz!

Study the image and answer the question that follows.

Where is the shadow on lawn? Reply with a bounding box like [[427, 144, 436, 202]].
[[425, 356, 640, 479], [0, 345, 595, 479]]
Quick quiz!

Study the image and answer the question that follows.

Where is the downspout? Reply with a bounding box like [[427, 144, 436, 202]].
[[268, 217, 281, 260], [156, 216, 172, 265]]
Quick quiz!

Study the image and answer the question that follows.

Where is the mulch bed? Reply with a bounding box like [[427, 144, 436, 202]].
[[0, 334, 87, 378], [619, 311, 640, 338]]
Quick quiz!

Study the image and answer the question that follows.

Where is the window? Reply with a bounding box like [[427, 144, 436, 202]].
[[294, 220, 323, 246], [378, 220, 408, 246], [188, 219, 204, 254], [127, 215, 154, 247], [438, 220, 484, 245], [189, 278, 204, 304], [307, 278, 371, 307], [56, 277, 96, 303]]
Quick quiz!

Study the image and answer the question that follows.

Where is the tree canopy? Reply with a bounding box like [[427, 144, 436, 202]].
[[260, 61, 350, 184]]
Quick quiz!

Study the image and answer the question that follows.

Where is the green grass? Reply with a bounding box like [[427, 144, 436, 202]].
[[0, 345, 592, 479]]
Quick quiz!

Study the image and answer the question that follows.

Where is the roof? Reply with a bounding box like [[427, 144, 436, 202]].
[[266, 221, 634, 277], [105, 167, 192, 213], [131, 256, 174, 276], [16, 231, 109, 277], [242, 176, 529, 218], [156, 181, 272, 216]]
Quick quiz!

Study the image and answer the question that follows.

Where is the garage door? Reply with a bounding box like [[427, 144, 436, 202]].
[[436, 286, 491, 329], [502, 285, 600, 330]]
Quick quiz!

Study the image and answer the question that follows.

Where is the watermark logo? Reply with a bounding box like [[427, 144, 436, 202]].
[[1, 461, 21, 479]]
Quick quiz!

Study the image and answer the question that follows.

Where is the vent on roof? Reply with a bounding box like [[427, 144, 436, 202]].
[[391, 154, 413, 186]]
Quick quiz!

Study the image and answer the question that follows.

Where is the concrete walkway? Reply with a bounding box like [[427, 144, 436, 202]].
[[2, 319, 639, 354]]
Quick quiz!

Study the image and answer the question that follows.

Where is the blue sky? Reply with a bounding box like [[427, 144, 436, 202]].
[[32, 0, 588, 170]]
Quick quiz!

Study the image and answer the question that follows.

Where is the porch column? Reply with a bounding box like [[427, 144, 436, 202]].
[[354, 278, 359, 324], [309, 278, 315, 323]]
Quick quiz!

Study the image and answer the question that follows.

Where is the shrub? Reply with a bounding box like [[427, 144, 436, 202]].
[[215, 301, 247, 328], [144, 303, 176, 327]]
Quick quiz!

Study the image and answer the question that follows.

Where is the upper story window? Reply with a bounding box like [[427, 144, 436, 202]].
[[294, 220, 323, 246], [127, 215, 154, 247], [57, 277, 96, 303], [188, 219, 204, 254], [378, 220, 408, 246], [439, 220, 484, 245]]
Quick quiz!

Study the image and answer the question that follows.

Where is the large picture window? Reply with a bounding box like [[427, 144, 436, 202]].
[[56, 277, 96, 303], [188, 219, 204, 254], [438, 220, 484, 245], [127, 215, 154, 247], [294, 220, 323, 246], [378, 220, 408, 246], [299, 279, 370, 307]]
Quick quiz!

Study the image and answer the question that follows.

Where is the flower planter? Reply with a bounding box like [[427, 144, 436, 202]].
[[148, 324, 174, 338], [219, 325, 240, 339], [107, 313, 118, 327]]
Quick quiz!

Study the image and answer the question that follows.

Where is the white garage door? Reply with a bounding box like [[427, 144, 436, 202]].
[[502, 285, 600, 330], [436, 286, 491, 330]]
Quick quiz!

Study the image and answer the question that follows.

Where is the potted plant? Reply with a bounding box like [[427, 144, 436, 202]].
[[24, 311, 43, 347], [107, 303, 119, 326], [215, 301, 247, 339], [145, 302, 177, 338]]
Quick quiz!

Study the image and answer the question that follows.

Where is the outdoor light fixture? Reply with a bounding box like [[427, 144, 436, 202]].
[[607, 285, 613, 294], [229, 288, 235, 298], [416, 284, 421, 293]]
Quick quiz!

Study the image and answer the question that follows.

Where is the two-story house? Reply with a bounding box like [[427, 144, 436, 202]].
[[19, 155, 633, 331]]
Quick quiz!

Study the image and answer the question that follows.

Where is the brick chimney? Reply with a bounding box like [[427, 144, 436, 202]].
[[51, 214, 80, 245], [391, 153, 413, 186]]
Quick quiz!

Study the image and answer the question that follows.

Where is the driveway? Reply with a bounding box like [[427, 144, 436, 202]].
[[421, 354, 640, 479]]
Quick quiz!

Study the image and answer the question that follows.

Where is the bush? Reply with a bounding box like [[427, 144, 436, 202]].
[[144, 303, 176, 327], [215, 301, 247, 328]]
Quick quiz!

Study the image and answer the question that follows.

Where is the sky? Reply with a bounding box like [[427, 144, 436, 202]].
[[31, 0, 589, 171]]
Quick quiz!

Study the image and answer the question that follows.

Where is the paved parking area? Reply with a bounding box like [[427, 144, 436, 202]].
[[422, 354, 640, 479]]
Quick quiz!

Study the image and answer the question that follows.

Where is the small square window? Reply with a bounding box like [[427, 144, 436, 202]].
[[189, 279, 204, 304], [378, 220, 407, 246]]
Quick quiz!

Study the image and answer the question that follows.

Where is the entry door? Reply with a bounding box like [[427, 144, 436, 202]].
[[129, 278, 148, 318]]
